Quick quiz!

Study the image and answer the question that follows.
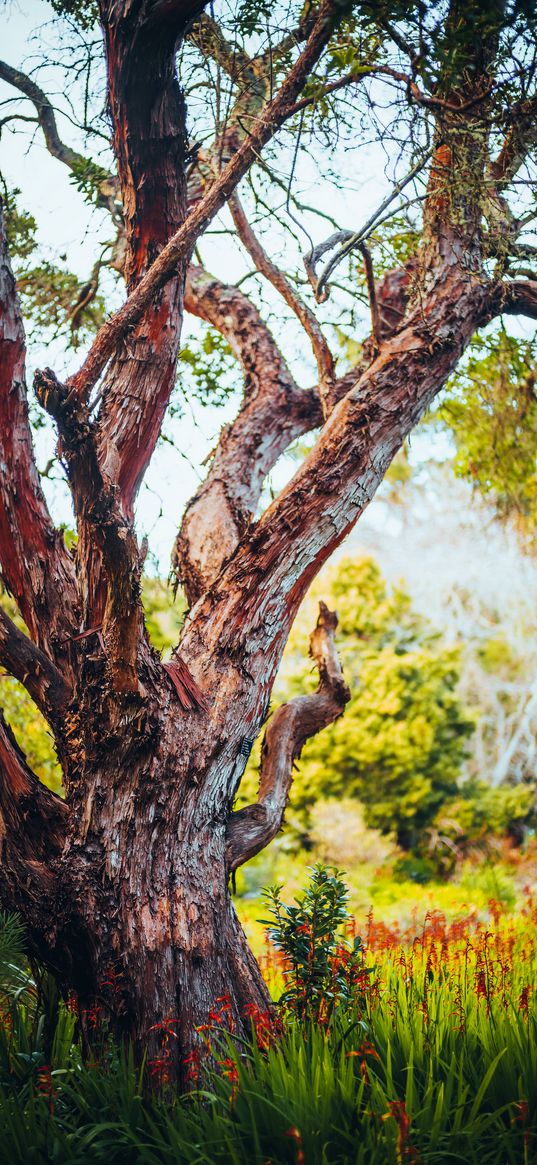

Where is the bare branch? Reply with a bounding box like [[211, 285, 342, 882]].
[[175, 264, 321, 602], [187, 12, 252, 82], [226, 602, 349, 872], [489, 96, 537, 190], [498, 278, 537, 320], [0, 60, 119, 218], [229, 193, 335, 413], [287, 65, 493, 119], [0, 59, 84, 168], [305, 149, 432, 301], [359, 242, 381, 353]]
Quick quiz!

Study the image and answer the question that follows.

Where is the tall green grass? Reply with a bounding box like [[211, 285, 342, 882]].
[[0, 895, 536, 1163]]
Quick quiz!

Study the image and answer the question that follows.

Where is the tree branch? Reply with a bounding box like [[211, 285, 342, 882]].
[[34, 368, 143, 695], [175, 264, 322, 603], [181, 265, 495, 741], [229, 193, 335, 413], [359, 242, 381, 353], [497, 278, 537, 320], [175, 257, 417, 603], [0, 604, 71, 724], [0, 711, 67, 936], [187, 12, 252, 82], [489, 96, 537, 190], [226, 602, 349, 872], [0, 60, 119, 218], [65, 0, 345, 403], [0, 199, 78, 663], [305, 149, 432, 301], [0, 59, 84, 168]]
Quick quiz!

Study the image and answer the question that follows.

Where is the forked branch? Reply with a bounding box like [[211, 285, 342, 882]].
[[34, 368, 143, 695], [225, 602, 349, 872], [175, 265, 323, 602]]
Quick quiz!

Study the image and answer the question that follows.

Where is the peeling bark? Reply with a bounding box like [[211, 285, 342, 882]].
[[0, 202, 78, 662], [34, 367, 144, 695], [175, 257, 417, 602], [226, 602, 350, 871], [0, 712, 67, 951], [95, 0, 196, 514], [0, 603, 71, 725], [175, 264, 321, 602]]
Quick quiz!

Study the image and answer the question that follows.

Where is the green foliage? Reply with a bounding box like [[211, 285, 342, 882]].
[[0, 676, 61, 794], [0, 591, 62, 794], [141, 578, 185, 657], [2, 185, 106, 346], [47, 0, 100, 31], [0, 913, 26, 995], [177, 326, 236, 409], [439, 331, 537, 532], [276, 556, 473, 848], [427, 781, 537, 876], [261, 865, 366, 1021], [1, 896, 537, 1162], [17, 262, 106, 345], [68, 156, 112, 204], [1, 186, 37, 261]]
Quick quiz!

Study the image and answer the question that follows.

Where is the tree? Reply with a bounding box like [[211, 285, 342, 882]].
[[0, 0, 536, 1079], [275, 557, 473, 849]]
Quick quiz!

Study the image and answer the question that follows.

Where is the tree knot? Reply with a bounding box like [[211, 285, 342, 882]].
[[34, 367, 69, 418]]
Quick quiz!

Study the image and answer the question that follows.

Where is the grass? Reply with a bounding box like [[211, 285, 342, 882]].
[[0, 891, 536, 1162]]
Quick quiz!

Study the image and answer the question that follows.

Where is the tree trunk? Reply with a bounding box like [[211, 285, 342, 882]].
[[49, 689, 272, 1082], [6, 597, 347, 1083]]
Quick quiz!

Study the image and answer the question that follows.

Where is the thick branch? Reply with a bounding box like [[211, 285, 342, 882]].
[[497, 278, 537, 320], [181, 264, 495, 734], [226, 602, 349, 871], [0, 604, 71, 724], [175, 259, 416, 603], [0, 200, 78, 661], [489, 96, 537, 190], [175, 264, 321, 603], [34, 368, 143, 695], [92, 0, 196, 514], [0, 711, 67, 934], [66, 0, 344, 402]]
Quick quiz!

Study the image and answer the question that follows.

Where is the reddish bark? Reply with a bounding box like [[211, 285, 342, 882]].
[[0, 205, 78, 662]]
